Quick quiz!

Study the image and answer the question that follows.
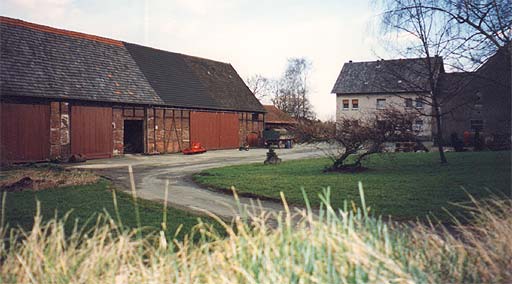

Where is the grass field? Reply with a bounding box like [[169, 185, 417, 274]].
[[194, 151, 511, 221], [2, 179, 216, 240]]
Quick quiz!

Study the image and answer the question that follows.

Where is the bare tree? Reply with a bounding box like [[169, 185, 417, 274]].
[[376, 0, 511, 163], [272, 58, 316, 120], [387, 0, 511, 68], [324, 108, 420, 172], [246, 74, 272, 101]]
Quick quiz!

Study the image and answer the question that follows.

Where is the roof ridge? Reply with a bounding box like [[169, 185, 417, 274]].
[[347, 56, 442, 64], [122, 41, 231, 65], [0, 16, 123, 46]]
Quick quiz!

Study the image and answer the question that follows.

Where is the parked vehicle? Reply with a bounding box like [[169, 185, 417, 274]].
[[263, 128, 294, 148]]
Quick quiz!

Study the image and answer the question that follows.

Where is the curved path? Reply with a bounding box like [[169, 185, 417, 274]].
[[71, 145, 326, 220]]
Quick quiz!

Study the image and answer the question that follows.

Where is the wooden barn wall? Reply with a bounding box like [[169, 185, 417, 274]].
[[113, 106, 190, 155], [190, 111, 239, 150], [238, 112, 264, 147], [0, 101, 51, 162], [70, 105, 113, 159], [147, 108, 190, 154], [112, 106, 145, 155], [1, 96, 263, 163]]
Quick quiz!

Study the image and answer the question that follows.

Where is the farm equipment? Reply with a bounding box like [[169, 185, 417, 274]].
[[263, 128, 294, 148], [182, 142, 207, 155]]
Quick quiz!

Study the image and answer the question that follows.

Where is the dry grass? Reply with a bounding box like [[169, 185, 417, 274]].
[[0, 167, 98, 191], [0, 186, 510, 283]]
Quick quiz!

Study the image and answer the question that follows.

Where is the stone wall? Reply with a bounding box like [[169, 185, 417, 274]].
[[49, 101, 70, 160]]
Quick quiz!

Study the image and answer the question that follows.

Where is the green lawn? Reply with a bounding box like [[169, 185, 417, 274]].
[[2, 179, 219, 241], [194, 151, 511, 221]]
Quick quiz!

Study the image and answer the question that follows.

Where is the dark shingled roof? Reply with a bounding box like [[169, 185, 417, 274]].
[[1, 17, 264, 112], [331, 57, 444, 94], [263, 105, 296, 124], [183, 56, 265, 112], [0, 17, 163, 105], [125, 42, 265, 112]]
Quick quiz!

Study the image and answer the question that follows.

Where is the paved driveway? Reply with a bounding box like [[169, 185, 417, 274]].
[[71, 144, 326, 220]]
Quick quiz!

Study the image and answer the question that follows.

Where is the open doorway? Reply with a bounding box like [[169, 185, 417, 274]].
[[124, 120, 144, 154]]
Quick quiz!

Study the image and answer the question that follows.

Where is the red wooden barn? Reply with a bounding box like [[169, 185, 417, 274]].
[[0, 17, 265, 163]]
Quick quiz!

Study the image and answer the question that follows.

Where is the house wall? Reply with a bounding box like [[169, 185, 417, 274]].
[[336, 93, 433, 140], [440, 51, 511, 145]]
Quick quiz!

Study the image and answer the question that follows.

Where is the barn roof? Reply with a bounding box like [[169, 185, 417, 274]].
[[263, 105, 297, 124], [0, 17, 163, 105], [0, 16, 265, 113], [331, 57, 444, 94], [125, 43, 265, 113]]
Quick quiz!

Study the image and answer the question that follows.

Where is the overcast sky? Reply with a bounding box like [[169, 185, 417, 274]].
[[1, 0, 388, 120]]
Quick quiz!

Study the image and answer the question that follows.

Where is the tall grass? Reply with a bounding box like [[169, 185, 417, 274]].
[[1, 186, 510, 283]]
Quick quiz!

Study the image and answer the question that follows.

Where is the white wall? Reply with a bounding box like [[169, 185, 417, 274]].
[[335, 93, 433, 139]]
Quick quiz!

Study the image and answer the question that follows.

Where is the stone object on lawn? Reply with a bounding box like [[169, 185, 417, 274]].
[[264, 147, 281, 165]]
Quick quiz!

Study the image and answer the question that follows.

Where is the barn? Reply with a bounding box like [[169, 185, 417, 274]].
[[0, 17, 265, 163]]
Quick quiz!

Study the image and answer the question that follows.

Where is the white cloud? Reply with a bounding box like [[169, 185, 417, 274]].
[[4, 0, 74, 19]]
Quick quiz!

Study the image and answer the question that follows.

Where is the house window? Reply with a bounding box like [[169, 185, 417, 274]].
[[413, 119, 424, 131], [376, 99, 386, 109], [252, 113, 259, 121], [405, 98, 413, 108], [470, 119, 484, 131], [342, 99, 349, 110], [351, 99, 359, 110], [415, 98, 424, 108]]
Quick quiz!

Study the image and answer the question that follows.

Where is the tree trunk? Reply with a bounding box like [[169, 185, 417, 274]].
[[432, 99, 448, 164]]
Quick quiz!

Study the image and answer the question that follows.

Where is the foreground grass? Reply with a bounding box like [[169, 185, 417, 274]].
[[3, 179, 216, 241], [194, 151, 511, 221], [1, 188, 511, 283]]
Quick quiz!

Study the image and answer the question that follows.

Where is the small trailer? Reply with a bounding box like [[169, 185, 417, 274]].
[[263, 128, 294, 149]]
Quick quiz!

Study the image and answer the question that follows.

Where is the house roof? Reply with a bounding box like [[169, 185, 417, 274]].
[[263, 105, 297, 124], [0, 17, 163, 105], [0, 16, 265, 113], [437, 72, 478, 104], [331, 57, 444, 95], [124, 43, 264, 112]]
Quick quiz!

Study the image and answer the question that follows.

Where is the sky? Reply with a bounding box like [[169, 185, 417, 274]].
[[0, 0, 388, 120]]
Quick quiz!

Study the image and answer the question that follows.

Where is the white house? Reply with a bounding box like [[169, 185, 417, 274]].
[[331, 57, 445, 141]]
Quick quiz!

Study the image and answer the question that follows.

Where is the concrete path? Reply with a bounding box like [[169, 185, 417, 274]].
[[71, 144, 327, 220]]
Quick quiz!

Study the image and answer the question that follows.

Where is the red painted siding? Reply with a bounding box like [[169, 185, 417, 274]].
[[190, 111, 239, 150], [0, 102, 50, 162], [71, 105, 113, 159]]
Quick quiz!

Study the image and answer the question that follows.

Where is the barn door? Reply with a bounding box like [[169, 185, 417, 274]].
[[71, 105, 112, 159], [247, 132, 259, 147], [0, 102, 50, 162], [219, 112, 239, 149], [190, 111, 239, 150]]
